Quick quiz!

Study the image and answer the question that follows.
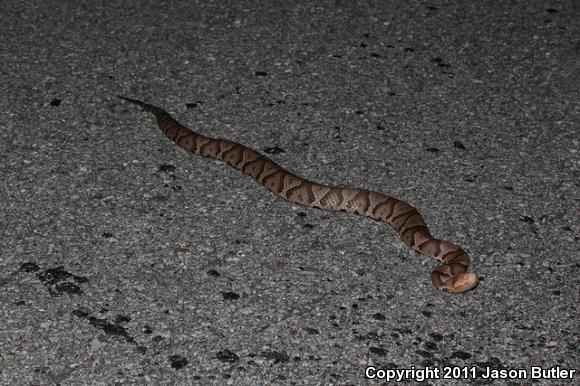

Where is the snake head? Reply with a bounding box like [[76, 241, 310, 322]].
[[431, 269, 479, 294], [448, 272, 479, 293]]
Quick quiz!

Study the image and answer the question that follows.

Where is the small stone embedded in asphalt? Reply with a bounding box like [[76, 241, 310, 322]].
[[216, 349, 239, 363], [168, 354, 188, 370]]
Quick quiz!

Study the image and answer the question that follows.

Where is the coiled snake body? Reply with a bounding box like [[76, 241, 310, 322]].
[[119, 96, 478, 294]]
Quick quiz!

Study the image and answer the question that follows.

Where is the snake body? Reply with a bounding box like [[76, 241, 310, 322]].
[[119, 96, 478, 294]]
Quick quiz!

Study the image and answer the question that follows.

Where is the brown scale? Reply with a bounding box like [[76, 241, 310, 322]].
[[118, 96, 479, 294]]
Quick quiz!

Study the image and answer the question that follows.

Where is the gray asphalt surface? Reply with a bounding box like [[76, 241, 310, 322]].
[[1, 0, 578, 385]]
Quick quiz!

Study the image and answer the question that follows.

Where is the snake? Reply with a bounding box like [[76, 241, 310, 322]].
[[119, 96, 478, 294]]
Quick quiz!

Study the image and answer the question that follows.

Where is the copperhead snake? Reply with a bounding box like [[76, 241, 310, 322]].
[[119, 96, 478, 294]]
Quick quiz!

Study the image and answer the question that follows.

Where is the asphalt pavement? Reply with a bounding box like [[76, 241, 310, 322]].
[[0, 0, 578, 385]]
